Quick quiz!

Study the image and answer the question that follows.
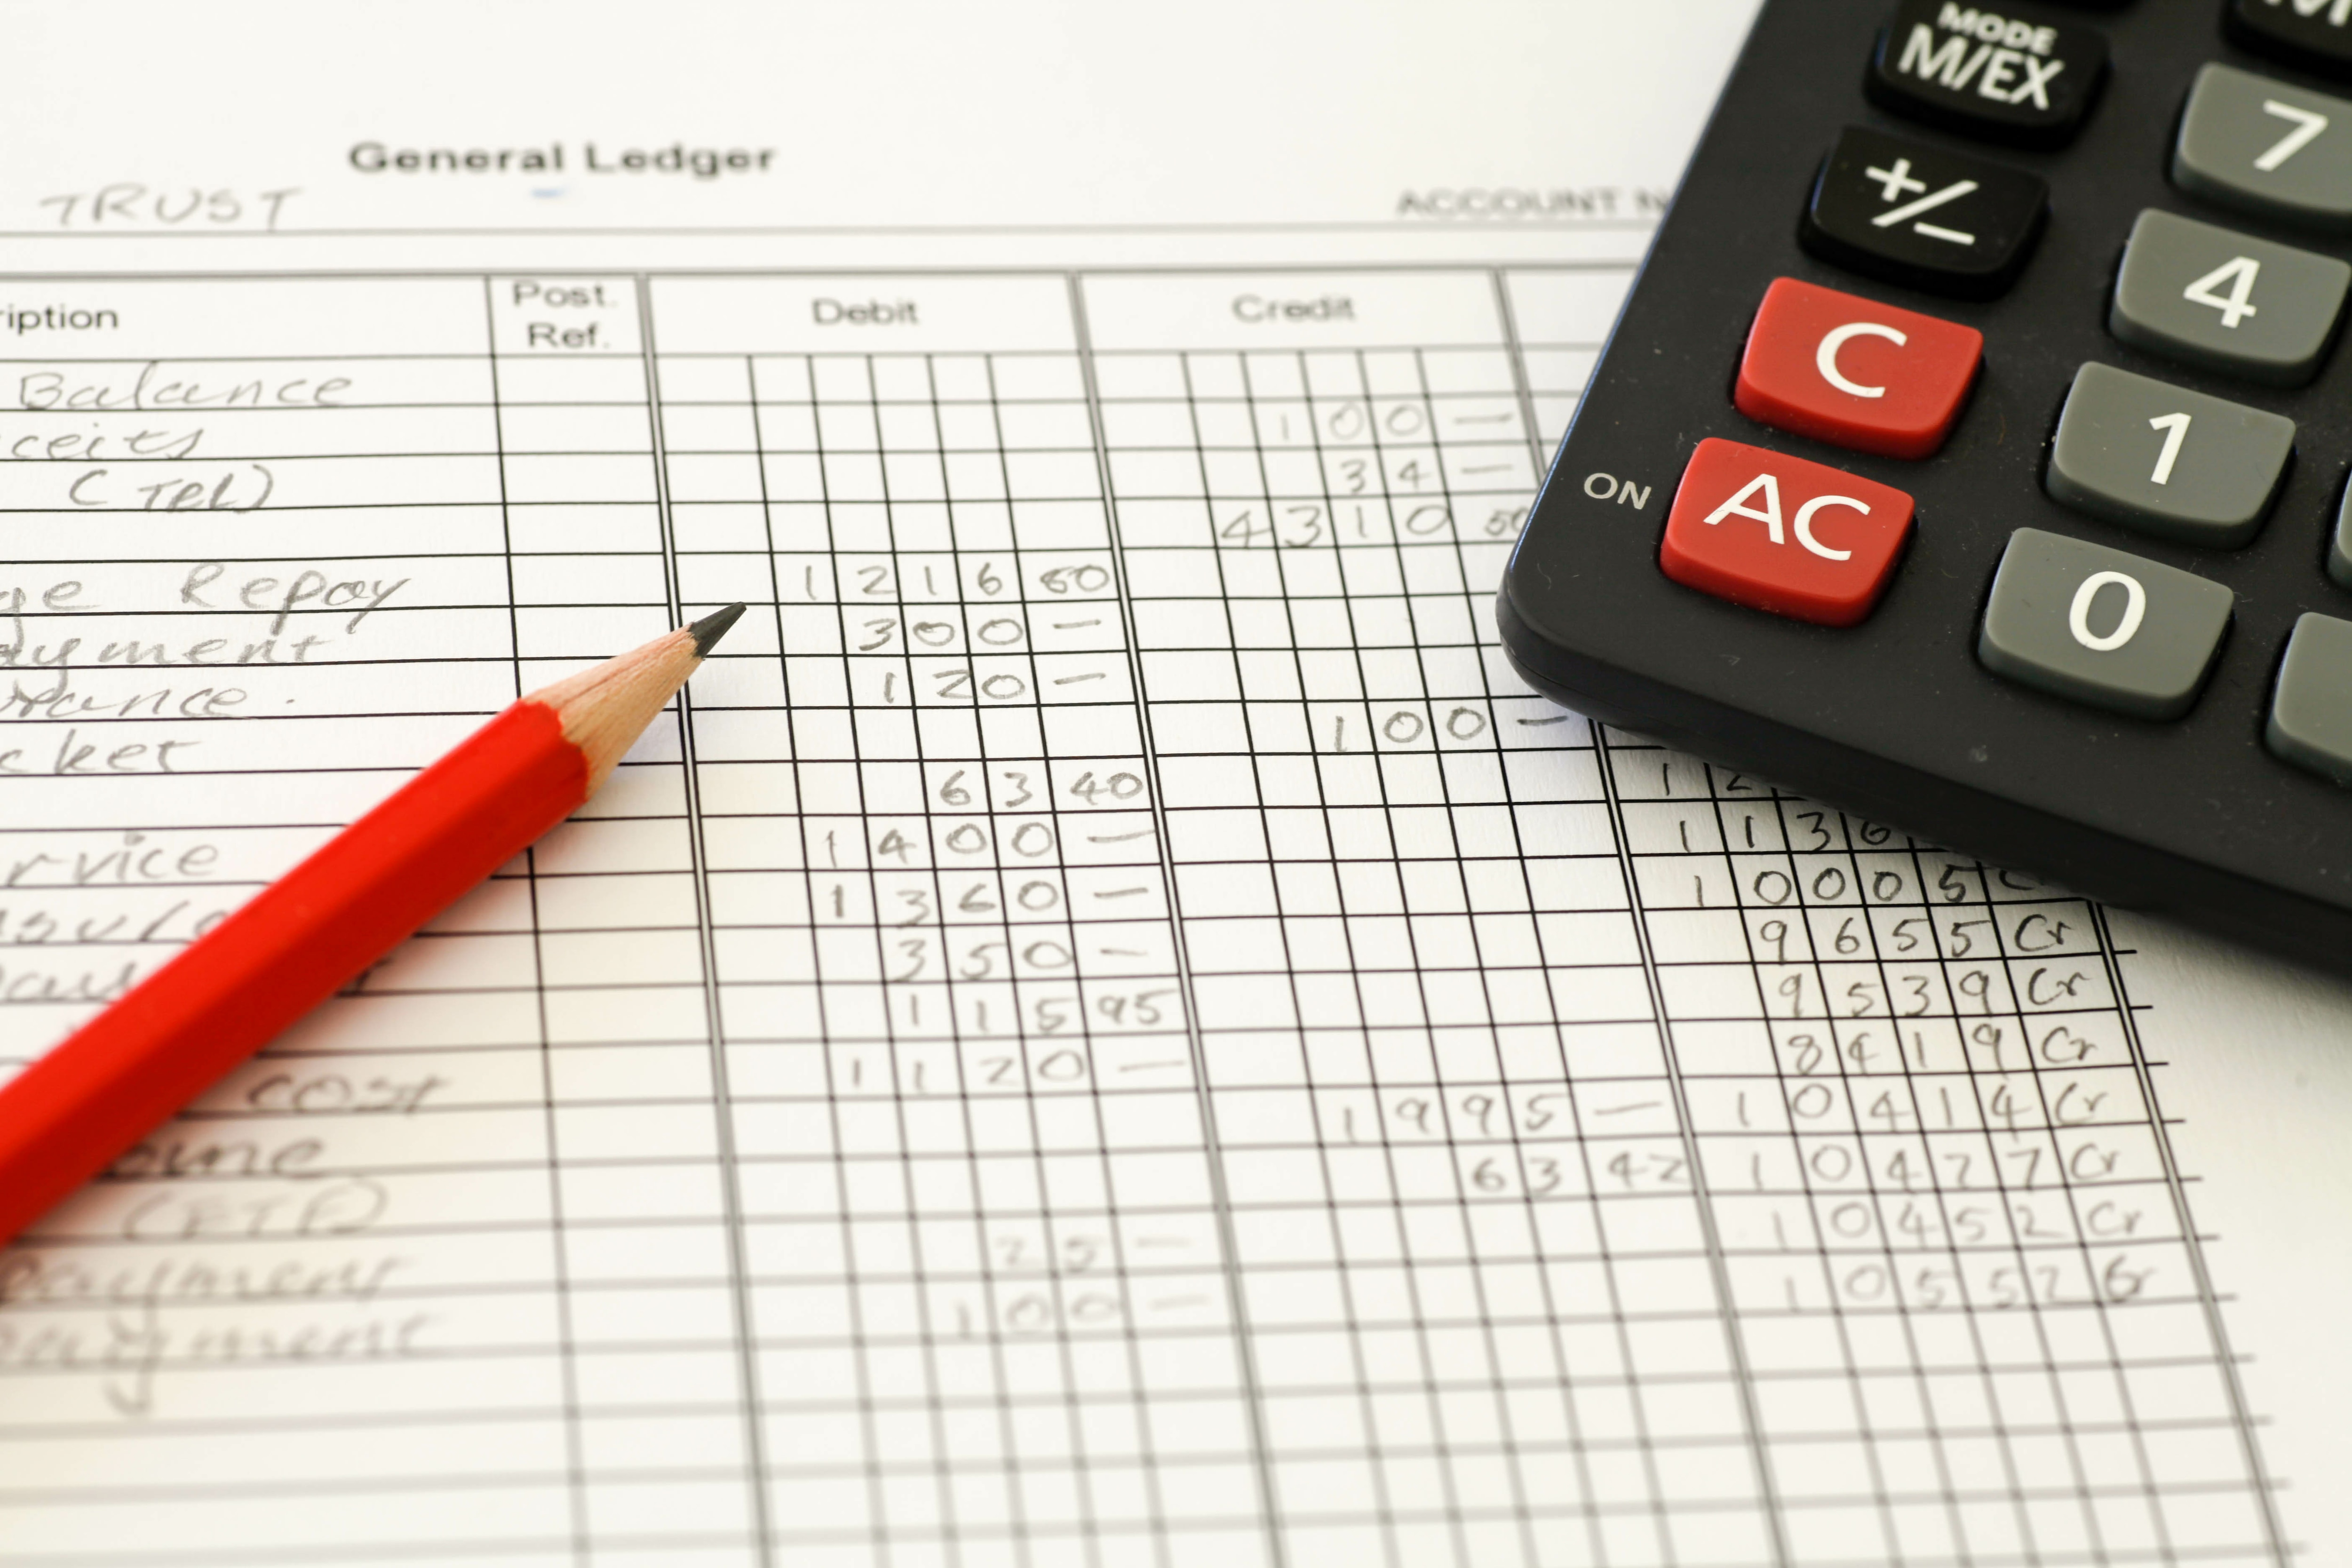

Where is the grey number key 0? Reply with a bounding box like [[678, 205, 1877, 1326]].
[[2046, 362, 2294, 547], [2110, 207, 2350, 385], [1979, 529, 2234, 719]]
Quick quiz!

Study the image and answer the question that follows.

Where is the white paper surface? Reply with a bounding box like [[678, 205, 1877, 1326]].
[[1, 4, 2346, 1565]]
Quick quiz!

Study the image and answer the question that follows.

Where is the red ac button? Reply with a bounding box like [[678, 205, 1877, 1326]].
[[1660, 438, 1914, 626], [1735, 277, 1982, 460]]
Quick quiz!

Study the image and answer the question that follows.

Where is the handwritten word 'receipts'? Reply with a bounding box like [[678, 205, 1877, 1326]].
[[37, 186, 300, 231]]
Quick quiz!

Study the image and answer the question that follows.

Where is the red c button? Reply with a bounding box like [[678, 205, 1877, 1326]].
[[1735, 277, 1983, 460]]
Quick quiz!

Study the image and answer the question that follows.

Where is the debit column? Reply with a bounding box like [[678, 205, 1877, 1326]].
[[487, 275, 761, 1563], [650, 275, 1268, 1568]]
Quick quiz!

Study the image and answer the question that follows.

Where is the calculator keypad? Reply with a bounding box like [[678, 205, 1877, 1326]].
[[1661, 8, 2352, 761], [1733, 277, 1983, 458], [1505, 0, 2352, 972], [1658, 438, 1915, 626], [2174, 64, 2352, 231], [2045, 362, 2294, 547], [1978, 528, 2234, 719], [2268, 612, 2352, 783], [1800, 126, 2049, 298], [2108, 207, 2350, 385], [1865, 0, 2108, 147]]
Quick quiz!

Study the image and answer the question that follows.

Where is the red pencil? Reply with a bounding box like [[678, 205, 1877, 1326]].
[[0, 603, 747, 1247]]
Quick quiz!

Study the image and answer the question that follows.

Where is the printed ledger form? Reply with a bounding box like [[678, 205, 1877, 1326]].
[[0, 3, 2348, 1564]]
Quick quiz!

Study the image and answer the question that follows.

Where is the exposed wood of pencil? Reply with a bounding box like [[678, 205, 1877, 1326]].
[[0, 605, 746, 1247], [531, 611, 727, 793]]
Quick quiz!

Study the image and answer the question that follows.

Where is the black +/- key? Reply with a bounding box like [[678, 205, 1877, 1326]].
[[1799, 125, 2049, 298], [1865, 0, 2108, 148], [2226, 0, 2352, 81]]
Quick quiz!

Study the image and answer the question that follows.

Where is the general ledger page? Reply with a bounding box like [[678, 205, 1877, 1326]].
[[0, 4, 2347, 1567]]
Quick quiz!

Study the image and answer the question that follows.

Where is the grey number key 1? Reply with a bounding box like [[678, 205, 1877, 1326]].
[[2110, 207, 2350, 385], [2046, 362, 2294, 547], [2175, 63, 2352, 232], [1979, 528, 2233, 719]]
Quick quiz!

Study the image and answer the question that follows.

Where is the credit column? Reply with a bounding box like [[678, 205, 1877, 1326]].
[[486, 275, 760, 1563], [1083, 272, 1768, 1568]]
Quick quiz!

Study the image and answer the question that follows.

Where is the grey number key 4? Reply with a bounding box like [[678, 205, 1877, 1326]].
[[2110, 207, 2350, 385]]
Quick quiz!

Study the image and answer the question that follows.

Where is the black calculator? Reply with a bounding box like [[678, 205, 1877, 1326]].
[[1500, 0, 2352, 975]]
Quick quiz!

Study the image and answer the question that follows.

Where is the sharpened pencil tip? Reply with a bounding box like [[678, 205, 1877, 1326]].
[[687, 603, 747, 656]]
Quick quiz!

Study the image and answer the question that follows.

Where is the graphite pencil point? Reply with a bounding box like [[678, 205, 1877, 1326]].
[[688, 602, 747, 655]]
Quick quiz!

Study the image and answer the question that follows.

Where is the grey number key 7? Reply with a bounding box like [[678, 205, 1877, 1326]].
[[2175, 63, 2352, 232]]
